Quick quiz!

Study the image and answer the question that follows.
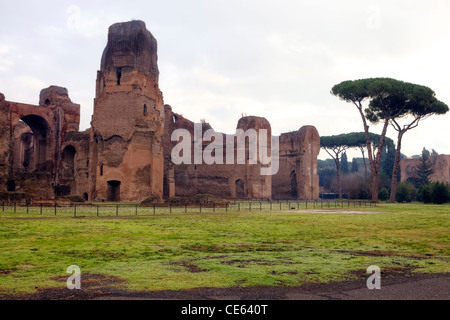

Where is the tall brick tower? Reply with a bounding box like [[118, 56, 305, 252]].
[[89, 20, 165, 202]]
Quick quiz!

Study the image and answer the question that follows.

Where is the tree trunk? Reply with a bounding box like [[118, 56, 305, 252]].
[[335, 158, 342, 199], [357, 106, 377, 202], [370, 119, 390, 202], [355, 103, 389, 202], [389, 131, 405, 202]]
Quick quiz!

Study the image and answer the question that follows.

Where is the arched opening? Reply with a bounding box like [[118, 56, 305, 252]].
[[290, 170, 298, 198], [235, 179, 245, 198], [107, 180, 121, 202], [406, 165, 415, 178], [13, 115, 51, 172]]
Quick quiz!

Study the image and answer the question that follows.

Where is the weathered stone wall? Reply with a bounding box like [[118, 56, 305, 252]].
[[400, 155, 450, 184], [163, 105, 321, 200], [4, 86, 80, 199], [89, 20, 164, 202], [163, 106, 274, 199], [59, 130, 90, 199], [272, 126, 320, 200]]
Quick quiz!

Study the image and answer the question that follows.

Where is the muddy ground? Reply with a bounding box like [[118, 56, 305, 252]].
[[1, 270, 448, 300]]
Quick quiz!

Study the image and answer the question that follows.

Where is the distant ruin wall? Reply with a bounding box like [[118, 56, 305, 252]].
[[163, 105, 320, 200], [272, 126, 320, 200], [400, 155, 450, 185]]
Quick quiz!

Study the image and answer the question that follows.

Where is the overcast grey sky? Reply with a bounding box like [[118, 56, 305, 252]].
[[1, 0, 449, 159]]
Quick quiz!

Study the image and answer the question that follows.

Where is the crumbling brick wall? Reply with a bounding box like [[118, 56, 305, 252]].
[[89, 20, 165, 202]]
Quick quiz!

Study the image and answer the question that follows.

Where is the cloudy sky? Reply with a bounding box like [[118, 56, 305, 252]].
[[1, 0, 449, 159]]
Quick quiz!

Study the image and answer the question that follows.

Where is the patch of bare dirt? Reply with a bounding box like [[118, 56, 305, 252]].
[[168, 261, 209, 273], [1, 271, 448, 300]]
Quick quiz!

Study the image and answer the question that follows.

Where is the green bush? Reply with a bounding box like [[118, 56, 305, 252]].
[[416, 182, 450, 204], [417, 184, 433, 203], [378, 188, 389, 201], [431, 182, 450, 204], [395, 182, 416, 203]]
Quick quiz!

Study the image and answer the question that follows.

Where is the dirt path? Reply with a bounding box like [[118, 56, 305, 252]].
[[2, 272, 448, 300]]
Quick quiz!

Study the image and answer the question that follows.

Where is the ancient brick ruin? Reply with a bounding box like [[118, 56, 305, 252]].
[[0, 20, 320, 202], [400, 155, 450, 185]]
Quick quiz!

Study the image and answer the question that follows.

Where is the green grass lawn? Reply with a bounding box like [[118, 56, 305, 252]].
[[0, 202, 448, 296]]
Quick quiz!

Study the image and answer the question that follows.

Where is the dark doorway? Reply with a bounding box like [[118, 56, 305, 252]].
[[116, 67, 122, 85], [7, 179, 15, 192], [61, 145, 76, 179], [235, 179, 245, 198], [107, 180, 121, 202], [290, 171, 298, 198]]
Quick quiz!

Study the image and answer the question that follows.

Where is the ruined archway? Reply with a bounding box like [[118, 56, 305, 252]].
[[14, 115, 51, 172]]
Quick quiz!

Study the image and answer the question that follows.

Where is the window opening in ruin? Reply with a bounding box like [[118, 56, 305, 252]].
[[144, 104, 148, 116], [83, 193, 88, 201], [100, 164, 104, 176], [235, 179, 245, 198], [7, 179, 15, 192], [61, 146, 76, 179], [44, 99, 51, 106], [107, 180, 121, 202], [116, 67, 122, 85], [290, 170, 298, 198]]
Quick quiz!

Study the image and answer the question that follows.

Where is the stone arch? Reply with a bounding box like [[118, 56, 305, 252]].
[[14, 114, 52, 172], [406, 165, 415, 179]]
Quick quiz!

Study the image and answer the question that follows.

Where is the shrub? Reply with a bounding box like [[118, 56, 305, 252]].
[[417, 182, 450, 204], [140, 194, 163, 206], [0, 191, 32, 204], [193, 194, 217, 204], [378, 188, 389, 201], [417, 184, 433, 203], [395, 182, 416, 203], [431, 182, 450, 204], [166, 196, 190, 205], [66, 195, 85, 203]]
